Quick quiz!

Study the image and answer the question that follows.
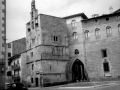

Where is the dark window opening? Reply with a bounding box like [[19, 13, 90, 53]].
[[7, 71, 12, 76], [106, 18, 109, 21], [8, 52, 11, 57], [31, 78, 33, 83], [35, 23, 38, 27], [50, 65, 51, 70], [28, 28, 31, 32], [95, 19, 98, 23], [53, 36, 58, 41], [103, 61, 110, 72], [31, 52, 33, 57], [32, 64, 34, 70], [75, 49, 79, 54], [101, 49, 107, 58]]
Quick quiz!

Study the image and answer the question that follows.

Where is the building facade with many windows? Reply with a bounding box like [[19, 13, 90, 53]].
[[0, 0, 6, 89], [7, 0, 120, 87]]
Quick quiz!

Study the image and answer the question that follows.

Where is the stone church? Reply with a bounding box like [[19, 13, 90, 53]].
[[24, 0, 120, 87]]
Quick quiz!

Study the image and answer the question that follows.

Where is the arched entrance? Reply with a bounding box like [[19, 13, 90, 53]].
[[72, 59, 86, 82]]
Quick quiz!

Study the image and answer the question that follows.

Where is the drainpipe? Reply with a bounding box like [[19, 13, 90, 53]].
[[82, 29, 89, 81]]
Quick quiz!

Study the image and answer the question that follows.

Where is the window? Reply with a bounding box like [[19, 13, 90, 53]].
[[31, 21, 34, 29], [75, 49, 79, 55], [31, 52, 33, 57], [7, 71, 12, 76], [84, 30, 89, 38], [118, 24, 120, 32], [95, 19, 98, 23], [106, 26, 112, 36], [8, 43, 11, 48], [71, 20, 77, 28], [32, 38, 35, 44], [106, 18, 109, 21], [32, 64, 34, 70], [72, 32, 78, 39], [95, 28, 100, 36], [8, 52, 11, 57], [103, 60, 110, 72], [53, 36, 58, 41], [31, 78, 33, 83], [101, 49, 107, 58], [28, 28, 31, 32]]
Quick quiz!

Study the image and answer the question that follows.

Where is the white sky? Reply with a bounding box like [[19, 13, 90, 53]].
[[6, 0, 120, 43]]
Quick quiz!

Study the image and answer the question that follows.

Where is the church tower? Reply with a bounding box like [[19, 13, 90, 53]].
[[30, 0, 38, 20]]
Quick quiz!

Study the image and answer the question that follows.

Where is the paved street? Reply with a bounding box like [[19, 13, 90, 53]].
[[29, 81, 120, 90]]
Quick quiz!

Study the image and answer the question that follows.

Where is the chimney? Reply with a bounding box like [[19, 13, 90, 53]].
[[109, 6, 113, 14], [92, 14, 99, 18]]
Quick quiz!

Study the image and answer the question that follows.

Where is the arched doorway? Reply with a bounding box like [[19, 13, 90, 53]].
[[72, 59, 86, 82]]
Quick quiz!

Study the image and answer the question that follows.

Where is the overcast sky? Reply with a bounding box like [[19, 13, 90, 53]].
[[6, 0, 120, 43]]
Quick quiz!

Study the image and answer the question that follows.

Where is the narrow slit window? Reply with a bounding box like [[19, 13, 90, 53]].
[[101, 49, 107, 58]]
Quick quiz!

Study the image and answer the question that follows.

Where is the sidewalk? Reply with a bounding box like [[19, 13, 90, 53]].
[[57, 80, 120, 89], [28, 80, 120, 89]]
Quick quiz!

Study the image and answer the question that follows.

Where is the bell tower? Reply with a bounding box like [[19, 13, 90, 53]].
[[30, 0, 38, 20]]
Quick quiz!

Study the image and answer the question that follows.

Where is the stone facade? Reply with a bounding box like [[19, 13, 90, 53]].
[[0, 0, 6, 89], [23, 0, 120, 87], [82, 12, 120, 80], [25, 0, 69, 87]]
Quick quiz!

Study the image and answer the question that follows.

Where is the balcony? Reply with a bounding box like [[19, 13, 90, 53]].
[[11, 64, 20, 70], [12, 75, 20, 80]]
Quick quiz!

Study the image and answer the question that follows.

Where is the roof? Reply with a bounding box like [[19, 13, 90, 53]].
[[82, 11, 120, 22], [113, 8, 120, 13], [62, 13, 88, 19]]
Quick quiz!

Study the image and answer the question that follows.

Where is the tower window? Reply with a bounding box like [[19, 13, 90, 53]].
[[28, 28, 31, 32], [101, 49, 107, 58], [32, 64, 34, 70], [31, 52, 33, 57]]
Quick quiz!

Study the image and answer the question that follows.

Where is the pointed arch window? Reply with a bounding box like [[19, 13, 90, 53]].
[[106, 26, 112, 37], [75, 49, 79, 55], [84, 30, 89, 38], [118, 24, 120, 32], [71, 20, 77, 29], [72, 32, 78, 40]]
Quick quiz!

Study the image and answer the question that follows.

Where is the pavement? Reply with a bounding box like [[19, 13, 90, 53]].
[[29, 80, 120, 89]]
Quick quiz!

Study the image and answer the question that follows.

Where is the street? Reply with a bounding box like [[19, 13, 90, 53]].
[[29, 81, 120, 90]]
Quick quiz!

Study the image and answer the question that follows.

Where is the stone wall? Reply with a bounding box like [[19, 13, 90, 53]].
[[12, 38, 26, 56], [82, 14, 120, 80]]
